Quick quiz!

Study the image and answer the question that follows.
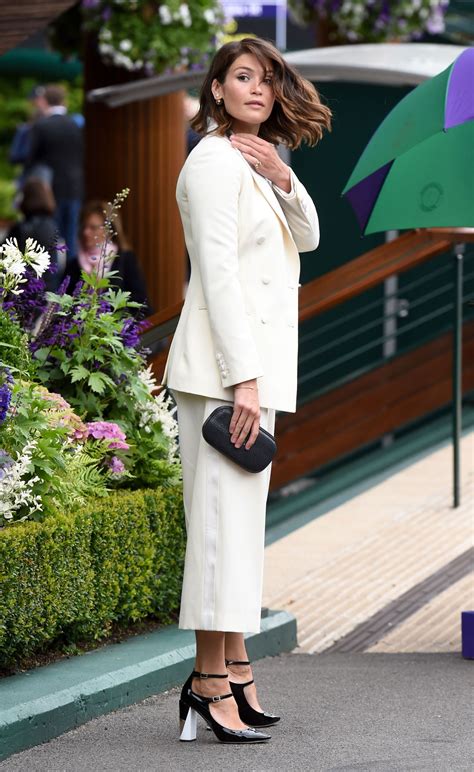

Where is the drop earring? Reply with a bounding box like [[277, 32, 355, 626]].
[[216, 98, 223, 106]]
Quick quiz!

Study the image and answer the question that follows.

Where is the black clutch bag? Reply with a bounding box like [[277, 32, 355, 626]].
[[202, 406, 277, 473]]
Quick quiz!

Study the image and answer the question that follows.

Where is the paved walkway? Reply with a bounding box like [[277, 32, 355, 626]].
[[263, 432, 474, 654], [1, 653, 472, 771], [1, 434, 473, 769]]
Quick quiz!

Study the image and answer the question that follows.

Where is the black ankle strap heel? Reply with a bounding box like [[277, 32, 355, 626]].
[[179, 670, 271, 744]]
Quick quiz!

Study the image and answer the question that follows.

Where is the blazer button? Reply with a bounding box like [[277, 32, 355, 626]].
[[256, 236, 265, 245], [262, 275, 271, 285]]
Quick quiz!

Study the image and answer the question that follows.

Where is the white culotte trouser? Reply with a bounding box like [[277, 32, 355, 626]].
[[172, 390, 275, 633]]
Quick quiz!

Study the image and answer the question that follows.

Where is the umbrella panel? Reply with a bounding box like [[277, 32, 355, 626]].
[[365, 120, 474, 234], [343, 65, 450, 193]]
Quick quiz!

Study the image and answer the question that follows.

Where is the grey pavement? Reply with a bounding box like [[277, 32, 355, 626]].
[[1, 653, 473, 772]]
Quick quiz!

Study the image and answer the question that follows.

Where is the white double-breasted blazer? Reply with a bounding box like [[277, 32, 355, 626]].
[[162, 133, 319, 413]]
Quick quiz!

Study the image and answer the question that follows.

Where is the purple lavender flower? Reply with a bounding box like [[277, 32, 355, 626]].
[[2, 268, 48, 331], [57, 275, 71, 296], [120, 317, 142, 348], [0, 367, 13, 423], [108, 456, 125, 476], [73, 280, 84, 298], [0, 386, 12, 424]]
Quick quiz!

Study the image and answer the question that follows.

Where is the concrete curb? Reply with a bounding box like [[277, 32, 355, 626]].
[[0, 609, 296, 762]]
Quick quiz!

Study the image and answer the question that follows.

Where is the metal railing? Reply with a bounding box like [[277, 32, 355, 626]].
[[297, 247, 474, 402], [142, 229, 474, 506]]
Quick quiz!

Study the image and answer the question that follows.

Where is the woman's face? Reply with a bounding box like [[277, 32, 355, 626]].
[[81, 213, 105, 251], [212, 53, 275, 134]]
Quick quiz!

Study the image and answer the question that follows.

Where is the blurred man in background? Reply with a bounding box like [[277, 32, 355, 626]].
[[25, 84, 84, 260]]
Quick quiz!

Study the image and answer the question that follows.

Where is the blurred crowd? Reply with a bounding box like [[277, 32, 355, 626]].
[[3, 83, 151, 315]]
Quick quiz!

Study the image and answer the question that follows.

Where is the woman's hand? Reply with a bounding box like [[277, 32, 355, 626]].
[[230, 379, 261, 450], [229, 133, 291, 193]]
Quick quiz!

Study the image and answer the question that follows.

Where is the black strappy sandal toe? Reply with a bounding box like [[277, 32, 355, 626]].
[[225, 659, 280, 727]]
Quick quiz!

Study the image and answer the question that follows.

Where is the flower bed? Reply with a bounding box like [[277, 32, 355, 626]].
[[289, 0, 450, 43], [0, 192, 185, 666], [82, 0, 225, 75], [0, 485, 185, 669]]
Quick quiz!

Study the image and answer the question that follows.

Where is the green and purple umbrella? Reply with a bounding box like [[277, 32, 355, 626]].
[[343, 47, 474, 235]]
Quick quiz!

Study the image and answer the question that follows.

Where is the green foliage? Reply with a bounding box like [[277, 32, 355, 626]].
[[0, 381, 109, 522], [0, 485, 185, 667], [290, 1, 449, 43], [0, 309, 34, 378], [83, 0, 224, 75], [33, 271, 181, 489]]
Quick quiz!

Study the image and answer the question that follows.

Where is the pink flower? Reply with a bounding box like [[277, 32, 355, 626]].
[[72, 425, 89, 441], [86, 421, 129, 450], [108, 439, 129, 450]]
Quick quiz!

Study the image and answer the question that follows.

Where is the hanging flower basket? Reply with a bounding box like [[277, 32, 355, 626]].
[[81, 0, 225, 75], [289, 0, 451, 44]]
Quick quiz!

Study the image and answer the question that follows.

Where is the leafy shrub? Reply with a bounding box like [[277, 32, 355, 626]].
[[0, 309, 34, 378], [0, 485, 185, 667]]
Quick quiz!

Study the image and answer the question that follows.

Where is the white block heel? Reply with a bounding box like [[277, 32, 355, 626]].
[[179, 706, 197, 741]]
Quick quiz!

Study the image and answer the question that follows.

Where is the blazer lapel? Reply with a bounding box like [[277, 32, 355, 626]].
[[230, 142, 293, 239]]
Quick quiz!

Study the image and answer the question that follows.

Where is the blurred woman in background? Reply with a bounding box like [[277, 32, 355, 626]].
[[66, 200, 151, 315]]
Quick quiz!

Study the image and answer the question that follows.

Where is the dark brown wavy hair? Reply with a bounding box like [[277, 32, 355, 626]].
[[191, 38, 332, 149]]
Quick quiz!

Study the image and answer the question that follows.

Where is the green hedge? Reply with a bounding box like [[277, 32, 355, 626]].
[[0, 486, 185, 668]]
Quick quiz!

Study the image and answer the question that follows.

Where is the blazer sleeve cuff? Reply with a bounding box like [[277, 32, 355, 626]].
[[272, 169, 297, 200], [215, 350, 264, 388]]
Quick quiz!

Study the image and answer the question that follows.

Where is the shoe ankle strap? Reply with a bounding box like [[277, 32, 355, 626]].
[[225, 659, 251, 666], [192, 670, 228, 679], [197, 691, 234, 704]]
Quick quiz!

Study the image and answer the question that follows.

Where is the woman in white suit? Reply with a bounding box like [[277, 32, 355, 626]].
[[162, 37, 331, 745]]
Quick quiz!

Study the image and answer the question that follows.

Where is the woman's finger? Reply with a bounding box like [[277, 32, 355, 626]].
[[240, 151, 265, 174], [230, 407, 248, 441], [233, 412, 255, 448], [229, 405, 242, 435], [232, 133, 269, 153], [245, 416, 261, 450], [231, 408, 251, 444]]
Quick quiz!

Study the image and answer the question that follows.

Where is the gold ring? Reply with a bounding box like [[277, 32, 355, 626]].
[[254, 160, 261, 170]]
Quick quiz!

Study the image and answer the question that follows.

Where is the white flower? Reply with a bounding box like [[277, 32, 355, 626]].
[[0, 238, 26, 275], [133, 386, 179, 461], [203, 8, 216, 24], [0, 440, 43, 525], [179, 3, 192, 26], [426, 8, 445, 33], [119, 39, 132, 52], [0, 238, 28, 294], [99, 43, 114, 55], [138, 365, 160, 394], [24, 237, 51, 277], [101, 28, 112, 41], [159, 5, 173, 24]]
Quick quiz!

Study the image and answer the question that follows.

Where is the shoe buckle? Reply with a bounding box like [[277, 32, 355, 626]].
[[199, 673, 209, 679], [211, 695, 222, 702]]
